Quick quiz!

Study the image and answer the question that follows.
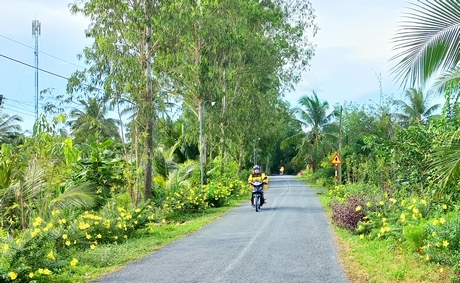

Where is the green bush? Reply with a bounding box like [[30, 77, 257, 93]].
[[403, 223, 428, 252]]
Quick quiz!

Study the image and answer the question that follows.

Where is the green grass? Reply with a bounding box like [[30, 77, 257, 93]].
[[298, 175, 452, 283]]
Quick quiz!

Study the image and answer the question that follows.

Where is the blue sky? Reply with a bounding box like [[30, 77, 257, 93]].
[[1, 0, 430, 132]]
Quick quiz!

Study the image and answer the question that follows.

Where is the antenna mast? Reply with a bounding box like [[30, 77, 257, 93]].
[[32, 19, 41, 121]]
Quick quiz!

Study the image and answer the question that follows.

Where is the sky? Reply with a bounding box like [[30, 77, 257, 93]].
[[0, 0, 423, 132]]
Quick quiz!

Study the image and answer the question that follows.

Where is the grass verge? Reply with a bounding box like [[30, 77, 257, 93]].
[[305, 177, 451, 282], [49, 197, 247, 282]]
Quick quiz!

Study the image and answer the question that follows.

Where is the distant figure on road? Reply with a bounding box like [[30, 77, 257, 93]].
[[280, 165, 285, 175]]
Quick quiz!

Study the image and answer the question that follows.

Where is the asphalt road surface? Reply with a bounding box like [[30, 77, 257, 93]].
[[94, 175, 348, 283]]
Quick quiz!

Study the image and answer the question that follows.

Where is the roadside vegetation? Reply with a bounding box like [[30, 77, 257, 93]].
[[2, 0, 460, 282]]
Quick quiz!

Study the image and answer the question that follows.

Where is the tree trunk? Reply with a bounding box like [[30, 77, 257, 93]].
[[143, 1, 153, 200]]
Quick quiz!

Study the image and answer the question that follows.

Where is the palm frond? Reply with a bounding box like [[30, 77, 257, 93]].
[[430, 141, 460, 189], [50, 182, 98, 210], [391, 0, 460, 86]]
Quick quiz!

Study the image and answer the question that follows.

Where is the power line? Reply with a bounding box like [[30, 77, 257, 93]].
[[0, 53, 105, 94], [0, 34, 86, 70], [5, 101, 34, 113], [2, 106, 35, 118], [0, 53, 69, 80], [6, 99, 35, 106]]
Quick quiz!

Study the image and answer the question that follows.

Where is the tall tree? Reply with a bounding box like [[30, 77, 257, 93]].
[[289, 91, 336, 171], [69, 0, 182, 201]]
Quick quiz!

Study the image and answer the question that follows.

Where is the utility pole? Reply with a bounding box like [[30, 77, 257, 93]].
[[32, 19, 41, 121], [338, 106, 343, 183]]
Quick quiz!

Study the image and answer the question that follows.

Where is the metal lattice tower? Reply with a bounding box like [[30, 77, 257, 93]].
[[32, 19, 41, 121]]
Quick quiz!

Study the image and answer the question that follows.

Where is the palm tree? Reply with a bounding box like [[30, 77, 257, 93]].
[[0, 113, 22, 144], [393, 87, 441, 127], [391, 0, 460, 87], [67, 97, 120, 144], [289, 91, 336, 171], [391, 1, 460, 194]]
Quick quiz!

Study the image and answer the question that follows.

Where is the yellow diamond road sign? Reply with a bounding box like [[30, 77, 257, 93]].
[[331, 153, 342, 164]]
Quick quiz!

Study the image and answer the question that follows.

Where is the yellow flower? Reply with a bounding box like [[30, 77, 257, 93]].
[[70, 258, 78, 266], [86, 233, 92, 239], [389, 198, 397, 204], [440, 217, 446, 224], [65, 240, 71, 246], [44, 223, 53, 231], [90, 244, 96, 250], [3, 244, 9, 251], [31, 228, 41, 237], [59, 218, 67, 224], [443, 240, 449, 247], [62, 234, 68, 240], [379, 201, 384, 206], [135, 208, 141, 213], [440, 267, 444, 273], [29, 272, 34, 278], [433, 219, 439, 226], [359, 235, 364, 239], [33, 217, 43, 227], [355, 205, 362, 212], [425, 254, 430, 261], [97, 234, 102, 239], [8, 271, 17, 280], [47, 250, 55, 260], [51, 209, 60, 216], [42, 268, 51, 275], [78, 221, 90, 230], [400, 213, 406, 222], [442, 204, 447, 210], [420, 199, 427, 205]]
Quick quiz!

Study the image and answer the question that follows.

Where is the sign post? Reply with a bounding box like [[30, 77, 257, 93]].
[[330, 152, 342, 185]]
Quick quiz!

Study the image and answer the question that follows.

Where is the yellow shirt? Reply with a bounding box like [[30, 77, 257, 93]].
[[248, 173, 268, 189]]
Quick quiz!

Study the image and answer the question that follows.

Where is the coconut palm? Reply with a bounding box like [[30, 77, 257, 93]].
[[391, 0, 460, 87], [287, 91, 336, 171], [393, 87, 441, 127], [390, 1, 460, 193], [0, 113, 22, 144], [67, 97, 121, 144]]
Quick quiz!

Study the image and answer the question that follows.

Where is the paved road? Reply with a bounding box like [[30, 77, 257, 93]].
[[94, 175, 348, 283]]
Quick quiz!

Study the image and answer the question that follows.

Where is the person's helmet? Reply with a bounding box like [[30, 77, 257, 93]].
[[253, 165, 261, 173]]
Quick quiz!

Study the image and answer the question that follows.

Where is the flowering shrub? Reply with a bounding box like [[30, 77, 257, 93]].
[[329, 194, 368, 232], [0, 202, 155, 282], [422, 212, 460, 266], [162, 178, 247, 212], [65, 201, 155, 248], [204, 182, 232, 207], [0, 213, 68, 282], [163, 185, 208, 213]]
